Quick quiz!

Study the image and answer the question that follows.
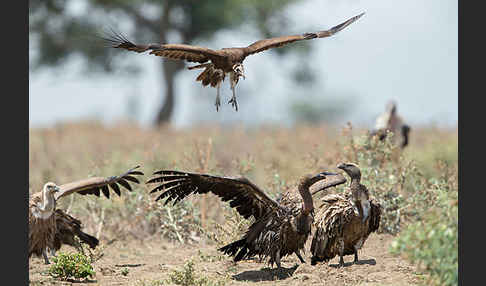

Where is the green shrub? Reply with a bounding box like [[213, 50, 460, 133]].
[[167, 259, 226, 286], [48, 252, 95, 281], [390, 184, 458, 286]]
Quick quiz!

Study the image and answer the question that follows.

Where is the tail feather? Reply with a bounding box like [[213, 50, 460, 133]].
[[218, 239, 249, 262], [75, 229, 99, 249]]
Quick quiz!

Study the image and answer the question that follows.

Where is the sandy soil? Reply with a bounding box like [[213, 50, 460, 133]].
[[29, 233, 425, 285]]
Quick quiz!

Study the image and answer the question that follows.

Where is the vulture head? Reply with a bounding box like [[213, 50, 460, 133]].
[[43, 182, 60, 195], [337, 162, 361, 182], [298, 171, 339, 215]]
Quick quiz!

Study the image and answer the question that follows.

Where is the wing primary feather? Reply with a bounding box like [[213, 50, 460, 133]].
[[101, 185, 110, 198], [117, 179, 132, 191], [148, 178, 188, 193], [122, 176, 140, 184], [110, 183, 121, 196], [146, 175, 187, 185]]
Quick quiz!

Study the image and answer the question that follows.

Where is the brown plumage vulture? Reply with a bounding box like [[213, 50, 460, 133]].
[[370, 100, 411, 149], [146, 169, 346, 269], [310, 163, 382, 267], [29, 166, 144, 264], [103, 12, 364, 111]]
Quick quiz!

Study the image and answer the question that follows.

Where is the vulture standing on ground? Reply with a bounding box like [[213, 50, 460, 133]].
[[310, 163, 382, 267], [29, 166, 144, 264], [146, 169, 346, 269], [103, 12, 364, 112], [371, 101, 411, 148]]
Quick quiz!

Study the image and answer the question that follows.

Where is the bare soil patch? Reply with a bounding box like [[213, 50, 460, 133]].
[[29, 233, 423, 285]]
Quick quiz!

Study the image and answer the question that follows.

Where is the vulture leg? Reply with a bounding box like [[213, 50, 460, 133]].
[[295, 250, 306, 264], [338, 237, 345, 268], [275, 249, 282, 269], [42, 249, 50, 264], [50, 248, 57, 257], [215, 83, 221, 112], [353, 238, 363, 263], [228, 75, 238, 111], [353, 250, 359, 263]]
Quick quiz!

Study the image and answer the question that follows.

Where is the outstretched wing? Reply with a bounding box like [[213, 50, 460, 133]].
[[54, 166, 144, 200], [146, 170, 281, 220], [244, 12, 364, 57], [103, 29, 225, 64]]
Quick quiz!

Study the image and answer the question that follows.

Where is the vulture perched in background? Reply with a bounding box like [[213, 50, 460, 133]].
[[146, 170, 346, 269], [310, 163, 382, 267], [29, 166, 144, 264], [103, 12, 364, 111], [371, 100, 411, 148]]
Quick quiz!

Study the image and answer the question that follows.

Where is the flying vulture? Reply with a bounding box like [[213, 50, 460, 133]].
[[29, 165, 144, 264], [146, 169, 346, 269], [310, 163, 382, 267], [103, 12, 365, 111]]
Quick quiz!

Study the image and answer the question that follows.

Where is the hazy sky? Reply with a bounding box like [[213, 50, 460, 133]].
[[29, 0, 458, 129]]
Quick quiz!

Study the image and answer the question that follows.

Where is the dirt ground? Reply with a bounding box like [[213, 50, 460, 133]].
[[29, 233, 425, 285]]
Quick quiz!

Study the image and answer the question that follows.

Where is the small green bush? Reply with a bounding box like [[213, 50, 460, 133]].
[[167, 259, 227, 286], [48, 252, 95, 281], [390, 185, 458, 286]]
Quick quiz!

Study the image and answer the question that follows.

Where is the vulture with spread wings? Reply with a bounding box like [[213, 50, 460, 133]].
[[29, 166, 144, 264], [104, 12, 364, 111], [146, 169, 346, 269]]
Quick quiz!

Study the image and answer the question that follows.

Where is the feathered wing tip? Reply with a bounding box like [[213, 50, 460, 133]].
[[146, 170, 193, 204], [219, 239, 250, 262], [328, 12, 365, 35], [311, 12, 365, 39], [56, 165, 145, 200], [101, 165, 144, 198], [99, 27, 154, 53]]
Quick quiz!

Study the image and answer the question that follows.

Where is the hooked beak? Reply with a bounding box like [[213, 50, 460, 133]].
[[337, 163, 346, 170]]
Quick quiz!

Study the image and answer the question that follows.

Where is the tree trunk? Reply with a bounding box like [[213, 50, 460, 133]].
[[154, 59, 184, 125]]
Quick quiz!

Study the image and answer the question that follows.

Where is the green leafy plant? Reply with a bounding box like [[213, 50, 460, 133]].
[[48, 252, 95, 281], [390, 189, 457, 286], [167, 259, 226, 286]]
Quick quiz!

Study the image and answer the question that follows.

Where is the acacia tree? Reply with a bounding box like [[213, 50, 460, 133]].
[[29, 0, 305, 125]]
